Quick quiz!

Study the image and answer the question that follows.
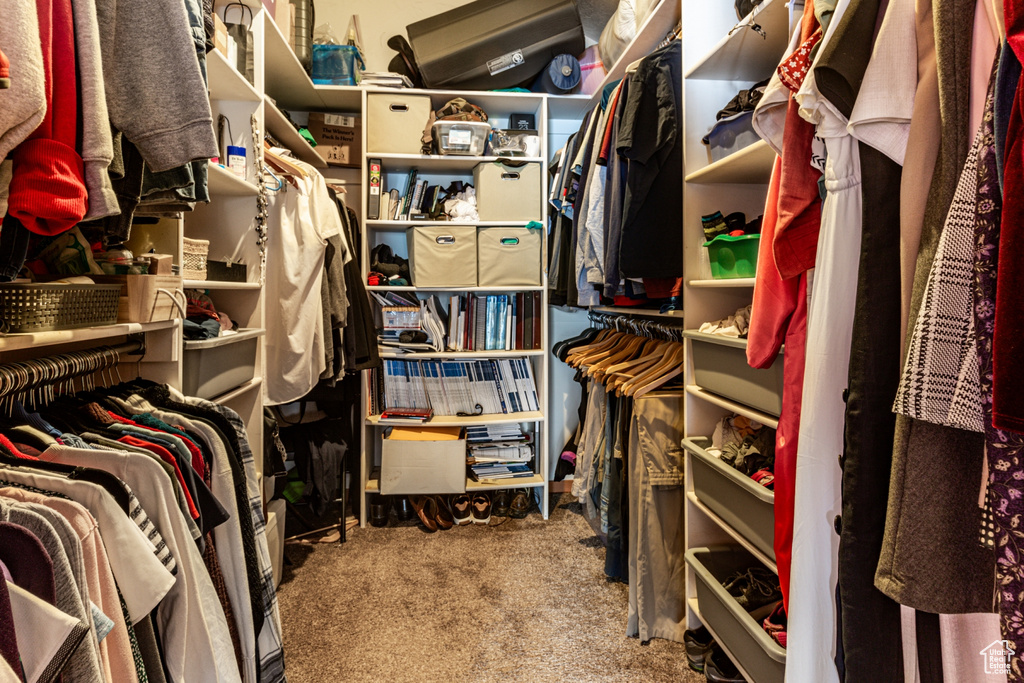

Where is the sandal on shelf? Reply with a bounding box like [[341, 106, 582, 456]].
[[409, 496, 439, 532], [762, 601, 787, 648]]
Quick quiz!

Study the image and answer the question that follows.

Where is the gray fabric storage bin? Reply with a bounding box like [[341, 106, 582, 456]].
[[686, 546, 786, 683], [406, 226, 478, 287], [684, 330, 783, 416], [473, 161, 543, 221], [182, 328, 263, 399], [477, 226, 542, 286], [684, 437, 775, 560], [367, 93, 432, 154]]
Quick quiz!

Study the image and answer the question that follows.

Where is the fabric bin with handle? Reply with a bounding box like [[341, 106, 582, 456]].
[[473, 161, 542, 222], [381, 432, 467, 495], [93, 275, 184, 323], [684, 330, 783, 416], [477, 226, 542, 286], [684, 437, 775, 560], [406, 226, 477, 287], [367, 93, 432, 154], [686, 546, 786, 683], [182, 328, 263, 400]]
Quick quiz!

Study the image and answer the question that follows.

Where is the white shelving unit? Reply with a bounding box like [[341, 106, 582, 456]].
[[681, 1, 796, 680], [358, 90, 552, 527]]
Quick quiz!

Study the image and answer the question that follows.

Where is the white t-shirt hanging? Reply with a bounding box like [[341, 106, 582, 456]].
[[264, 160, 345, 405]]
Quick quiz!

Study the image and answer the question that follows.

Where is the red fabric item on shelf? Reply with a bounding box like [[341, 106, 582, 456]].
[[642, 277, 684, 299], [994, 0, 1024, 432], [771, 0, 823, 280], [0, 47, 10, 87], [747, 156, 808, 611], [6, 0, 87, 236]]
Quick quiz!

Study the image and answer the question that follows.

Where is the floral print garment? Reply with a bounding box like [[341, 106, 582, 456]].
[[974, 47, 1024, 681]]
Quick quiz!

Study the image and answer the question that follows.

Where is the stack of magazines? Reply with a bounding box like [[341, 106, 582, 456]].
[[466, 426, 534, 482]]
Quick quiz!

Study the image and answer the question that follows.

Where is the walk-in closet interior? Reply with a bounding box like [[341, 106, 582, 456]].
[[0, 0, 1019, 680]]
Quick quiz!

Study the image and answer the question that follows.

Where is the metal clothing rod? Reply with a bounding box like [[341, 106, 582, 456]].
[[0, 341, 144, 403], [587, 310, 686, 342]]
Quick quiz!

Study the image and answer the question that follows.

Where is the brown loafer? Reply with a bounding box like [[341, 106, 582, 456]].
[[410, 496, 438, 532], [510, 489, 532, 519], [435, 495, 455, 530]]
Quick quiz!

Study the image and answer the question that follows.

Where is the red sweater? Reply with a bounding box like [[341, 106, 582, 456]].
[[6, 0, 87, 236]]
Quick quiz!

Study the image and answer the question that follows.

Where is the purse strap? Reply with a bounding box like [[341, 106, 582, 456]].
[[223, 2, 253, 25]]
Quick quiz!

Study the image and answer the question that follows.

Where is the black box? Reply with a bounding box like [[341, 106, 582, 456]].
[[206, 260, 248, 283], [407, 0, 584, 91]]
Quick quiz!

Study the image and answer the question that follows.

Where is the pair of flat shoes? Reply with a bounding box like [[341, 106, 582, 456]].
[[410, 495, 455, 532]]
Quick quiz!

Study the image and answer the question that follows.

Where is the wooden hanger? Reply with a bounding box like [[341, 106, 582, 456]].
[[620, 341, 685, 397]]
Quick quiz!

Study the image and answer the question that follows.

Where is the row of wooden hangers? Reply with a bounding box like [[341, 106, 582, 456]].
[[563, 325, 685, 399]]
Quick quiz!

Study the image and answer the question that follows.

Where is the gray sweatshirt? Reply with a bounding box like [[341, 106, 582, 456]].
[[94, 0, 218, 173], [0, 1, 46, 160], [71, 0, 119, 220]]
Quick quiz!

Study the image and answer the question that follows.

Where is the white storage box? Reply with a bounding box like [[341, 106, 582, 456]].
[[367, 93, 432, 154], [381, 432, 467, 495], [473, 161, 543, 221], [182, 328, 263, 400], [406, 226, 478, 287], [432, 120, 490, 156], [477, 226, 542, 287]]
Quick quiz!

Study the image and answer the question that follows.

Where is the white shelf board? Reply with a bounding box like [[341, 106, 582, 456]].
[[208, 164, 259, 196], [688, 596, 702, 619], [547, 94, 593, 120], [314, 85, 364, 112], [685, 0, 792, 81], [182, 327, 264, 350], [263, 15, 319, 110], [686, 491, 778, 573], [0, 319, 179, 353], [364, 474, 546, 493], [591, 306, 685, 320], [688, 278, 756, 288], [366, 412, 545, 427], [211, 377, 263, 405], [263, 97, 328, 168], [366, 220, 535, 231], [374, 154, 545, 174], [366, 286, 545, 293], [583, 0, 681, 112], [183, 280, 261, 290], [685, 385, 780, 429], [685, 140, 776, 184], [207, 48, 260, 102], [379, 349, 544, 359]]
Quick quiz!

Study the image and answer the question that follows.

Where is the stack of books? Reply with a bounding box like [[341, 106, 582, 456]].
[[447, 292, 542, 351], [466, 426, 535, 482], [379, 167, 446, 221], [360, 72, 413, 88], [375, 358, 539, 416], [379, 407, 433, 423]]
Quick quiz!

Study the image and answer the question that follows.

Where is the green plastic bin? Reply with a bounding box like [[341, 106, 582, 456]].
[[704, 234, 760, 279]]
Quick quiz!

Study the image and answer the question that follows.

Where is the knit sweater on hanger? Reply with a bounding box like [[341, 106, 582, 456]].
[[0, 2, 45, 161]]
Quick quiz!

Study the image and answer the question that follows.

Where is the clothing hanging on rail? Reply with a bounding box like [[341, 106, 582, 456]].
[[558, 320, 689, 643], [0, 347, 285, 683], [547, 39, 683, 309]]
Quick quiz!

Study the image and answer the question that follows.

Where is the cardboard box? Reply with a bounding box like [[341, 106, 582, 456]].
[[213, 13, 229, 55], [307, 113, 361, 167], [274, 0, 291, 41], [261, 0, 276, 17], [380, 433, 466, 495]]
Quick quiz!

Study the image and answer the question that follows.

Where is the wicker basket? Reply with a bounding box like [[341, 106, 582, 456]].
[[0, 282, 122, 333], [182, 237, 210, 281]]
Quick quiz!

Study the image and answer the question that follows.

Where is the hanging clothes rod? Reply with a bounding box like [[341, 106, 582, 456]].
[[587, 310, 686, 341], [0, 340, 144, 401]]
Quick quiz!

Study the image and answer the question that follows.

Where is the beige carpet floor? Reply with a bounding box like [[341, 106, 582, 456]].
[[277, 494, 704, 683]]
